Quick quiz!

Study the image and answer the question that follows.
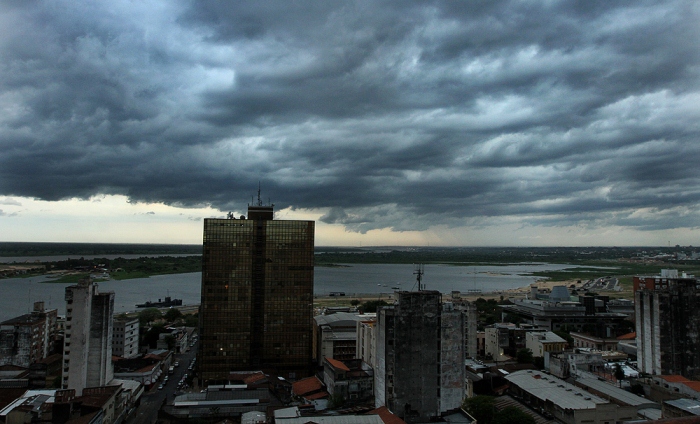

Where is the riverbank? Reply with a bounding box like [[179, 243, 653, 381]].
[[312, 278, 590, 307]]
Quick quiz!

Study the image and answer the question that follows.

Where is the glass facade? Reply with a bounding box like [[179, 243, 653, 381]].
[[199, 210, 314, 382]]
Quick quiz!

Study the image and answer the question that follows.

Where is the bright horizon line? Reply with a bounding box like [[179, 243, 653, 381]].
[[0, 241, 690, 249]]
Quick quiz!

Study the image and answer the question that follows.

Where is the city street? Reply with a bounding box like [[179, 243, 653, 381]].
[[126, 340, 198, 424]]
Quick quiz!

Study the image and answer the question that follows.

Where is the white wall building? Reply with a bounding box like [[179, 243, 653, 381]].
[[113, 317, 139, 359], [63, 278, 115, 395]]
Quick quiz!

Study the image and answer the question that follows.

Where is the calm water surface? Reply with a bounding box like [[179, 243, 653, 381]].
[[0, 263, 604, 321]]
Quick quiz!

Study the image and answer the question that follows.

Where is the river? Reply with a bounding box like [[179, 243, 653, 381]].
[[0, 262, 603, 321]]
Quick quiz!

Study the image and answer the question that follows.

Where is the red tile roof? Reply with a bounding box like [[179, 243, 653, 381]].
[[292, 376, 324, 397], [617, 332, 636, 340], [683, 381, 700, 393], [304, 391, 329, 400], [325, 357, 350, 372], [368, 406, 407, 424], [660, 375, 690, 383]]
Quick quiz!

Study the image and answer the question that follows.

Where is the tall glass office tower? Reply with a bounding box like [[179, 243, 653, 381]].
[[198, 202, 314, 383]]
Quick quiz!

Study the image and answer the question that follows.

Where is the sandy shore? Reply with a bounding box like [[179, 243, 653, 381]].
[[313, 279, 585, 306]]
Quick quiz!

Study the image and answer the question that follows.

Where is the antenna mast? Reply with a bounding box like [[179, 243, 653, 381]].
[[414, 264, 425, 291]]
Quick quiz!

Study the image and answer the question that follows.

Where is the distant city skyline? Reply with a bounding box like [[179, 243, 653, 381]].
[[2, 2, 700, 247]]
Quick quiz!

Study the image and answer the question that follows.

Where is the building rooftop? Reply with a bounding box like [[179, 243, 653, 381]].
[[574, 372, 656, 407], [314, 312, 375, 327], [506, 370, 608, 410], [666, 398, 700, 416], [617, 332, 636, 340], [292, 376, 324, 397], [325, 357, 350, 372], [530, 331, 566, 343], [0, 313, 44, 326]]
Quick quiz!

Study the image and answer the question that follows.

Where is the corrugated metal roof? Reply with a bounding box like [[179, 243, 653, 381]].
[[574, 372, 656, 407], [666, 399, 700, 415], [275, 415, 384, 424], [505, 370, 607, 410]]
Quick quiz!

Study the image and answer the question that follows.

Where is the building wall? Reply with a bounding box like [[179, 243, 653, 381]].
[[375, 292, 465, 423], [63, 280, 114, 395], [374, 307, 392, 409], [113, 318, 139, 359], [199, 209, 314, 382], [439, 303, 466, 414], [0, 320, 43, 367], [87, 292, 114, 387], [356, 320, 376, 368], [0, 304, 58, 368], [526, 331, 567, 357], [463, 302, 477, 359], [636, 273, 700, 378]]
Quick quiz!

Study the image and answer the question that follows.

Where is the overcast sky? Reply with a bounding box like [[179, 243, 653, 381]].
[[1, 1, 699, 246]]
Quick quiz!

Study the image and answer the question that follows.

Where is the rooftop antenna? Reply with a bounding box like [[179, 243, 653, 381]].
[[414, 264, 425, 291], [257, 182, 263, 206]]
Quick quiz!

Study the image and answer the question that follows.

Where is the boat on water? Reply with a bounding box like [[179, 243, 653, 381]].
[[136, 296, 183, 308]]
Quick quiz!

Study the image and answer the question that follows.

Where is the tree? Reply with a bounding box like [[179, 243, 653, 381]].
[[138, 308, 162, 326], [516, 348, 534, 364], [360, 300, 388, 313], [184, 314, 199, 327], [328, 393, 346, 409], [350, 299, 360, 306], [164, 308, 183, 322], [463, 395, 495, 424], [614, 363, 625, 387], [163, 334, 176, 351], [493, 406, 536, 424], [142, 324, 169, 348], [554, 330, 573, 346], [630, 383, 645, 396]]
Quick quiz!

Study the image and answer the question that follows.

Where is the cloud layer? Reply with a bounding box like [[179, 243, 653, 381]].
[[1, 1, 699, 238]]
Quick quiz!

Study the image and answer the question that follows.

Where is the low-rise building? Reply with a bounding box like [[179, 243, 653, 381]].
[[112, 357, 163, 388], [292, 376, 328, 403], [663, 398, 700, 419], [314, 313, 375, 366], [505, 370, 638, 424], [525, 331, 567, 357], [501, 298, 629, 337], [571, 332, 620, 351], [485, 324, 545, 361], [322, 358, 373, 403], [649, 375, 700, 402]]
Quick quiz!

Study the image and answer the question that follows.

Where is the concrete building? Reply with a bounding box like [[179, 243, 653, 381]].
[[199, 199, 315, 382], [313, 312, 375, 366], [322, 358, 373, 402], [62, 279, 115, 395], [485, 323, 544, 361], [356, 319, 377, 368], [0, 302, 58, 367], [375, 291, 465, 423], [635, 269, 700, 378], [112, 317, 139, 359], [525, 331, 567, 358], [450, 293, 478, 359], [549, 351, 606, 379], [501, 298, 629, 337], [571, 332, 620, 351]]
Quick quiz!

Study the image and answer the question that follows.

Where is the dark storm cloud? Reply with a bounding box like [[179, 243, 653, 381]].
[[1, 0, 700, 236]]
